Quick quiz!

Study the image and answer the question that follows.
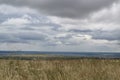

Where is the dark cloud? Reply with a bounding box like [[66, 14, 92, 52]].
[[0, 32, 48, 43], [15, 32, 47, 41], [69, 29, 92, 33], [0, 0, 118, 18], [91, 30, 120, 41], [0, 33, 27, 43], [20, 27, 35, 31], [69, 29, 120, 41]]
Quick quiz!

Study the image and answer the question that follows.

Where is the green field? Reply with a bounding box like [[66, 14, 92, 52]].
[[0, 56, 120, 80]]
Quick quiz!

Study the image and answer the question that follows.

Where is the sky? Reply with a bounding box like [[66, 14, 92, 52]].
[[0, 0, 120, 52]]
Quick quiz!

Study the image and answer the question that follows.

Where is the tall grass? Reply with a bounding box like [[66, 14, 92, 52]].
[[0, 59, 120, 80]]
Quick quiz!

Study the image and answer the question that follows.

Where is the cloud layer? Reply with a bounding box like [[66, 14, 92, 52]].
[[0, 1, 120, 52], [0, 0, 118, 18]]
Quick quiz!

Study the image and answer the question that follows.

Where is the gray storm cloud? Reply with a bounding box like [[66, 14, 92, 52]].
[[0, 0, 118, 18], [69, 29, 120, 41], [0, 32, 48, 43]]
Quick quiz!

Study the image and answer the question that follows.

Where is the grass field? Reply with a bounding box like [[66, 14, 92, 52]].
[[0, 57, 120, 80]]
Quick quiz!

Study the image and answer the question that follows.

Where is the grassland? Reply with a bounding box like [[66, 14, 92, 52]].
[[0, 56, 120, 80]]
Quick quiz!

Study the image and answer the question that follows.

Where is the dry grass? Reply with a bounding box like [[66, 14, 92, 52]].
[[0, 59, 120, 80]]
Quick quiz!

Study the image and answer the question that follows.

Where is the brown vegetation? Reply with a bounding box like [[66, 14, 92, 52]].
[[0, 59, 120, 80]]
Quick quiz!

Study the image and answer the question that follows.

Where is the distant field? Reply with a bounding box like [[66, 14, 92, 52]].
[[0, 54, 82, 60], [0, 56, 120, 80]]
